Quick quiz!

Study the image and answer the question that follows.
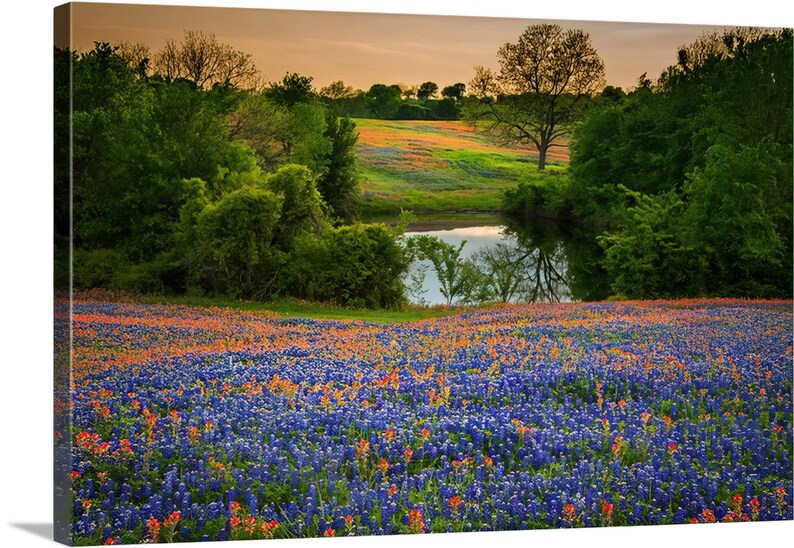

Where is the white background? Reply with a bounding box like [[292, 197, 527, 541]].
[[1, 1, 792, 547]]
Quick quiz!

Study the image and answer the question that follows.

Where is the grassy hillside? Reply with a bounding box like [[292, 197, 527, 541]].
[[354, 118, 569, 217]]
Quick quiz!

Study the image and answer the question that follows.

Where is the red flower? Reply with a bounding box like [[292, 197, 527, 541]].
[[667, 442, 678, 453], [260, 520, 278, 538], [146, 517, 161, 543], [750, 497, 761, 520], [355, 440, 370, 459], [408, 509, 425, 534], [323, 528, 336, 537], [449, 495, 462, 513], [562, 503, 577, 526], [164, 511, 181, 528]]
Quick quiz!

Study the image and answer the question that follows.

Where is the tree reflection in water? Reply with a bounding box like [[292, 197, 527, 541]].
[[496, 219, 571, 303], [404, 216, 609, 306]]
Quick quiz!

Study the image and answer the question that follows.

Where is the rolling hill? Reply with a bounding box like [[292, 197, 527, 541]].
[[353, 118, 569, 218]]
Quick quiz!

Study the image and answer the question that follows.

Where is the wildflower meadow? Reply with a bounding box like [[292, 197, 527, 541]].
[[64, 298, 792, 544]]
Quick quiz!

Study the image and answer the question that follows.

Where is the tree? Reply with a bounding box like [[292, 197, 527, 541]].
[[465, 24, 605, 169], [406, 235, 487, 306], [317, 115, 360, 222], [681, 143, 791, 296], [598, 188, 702, 299], [231, 94, 330, 174], [398, 84, 418, 99], [266, 164, 328, 248], [417, 81, 439, 100], [153, 30, 258, 89], [290, 224, 408, 308], [441, 82, 466, 100], [366, 84, 401, 118], [116, 41, 151, 76], [267, 72, 316, 106], [193, 187, 283, 298], [319, 80, 356, 99]]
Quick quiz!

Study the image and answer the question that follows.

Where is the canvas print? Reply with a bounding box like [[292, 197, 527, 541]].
[[54, 2, 793, 545]]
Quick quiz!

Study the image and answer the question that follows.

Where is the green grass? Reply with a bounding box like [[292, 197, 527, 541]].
[[353, 118, 569, 217], [137, 295, 469, 323]]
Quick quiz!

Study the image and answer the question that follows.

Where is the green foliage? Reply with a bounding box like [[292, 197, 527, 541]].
[[69, 42, 244, 288], [503, 172, 570, 219], [441, 83, 466, 100], [193, 186, 283, 298], [417, 81, 439, 100], [317, 115, 361, 222], [598, 188, 703, 299], [682, 142, 792, 296], [406, 235, 488, 306], [266, 72, 316, 106], [290, 224, 409, 308], [393, 103, 432, 120], [73, 249, 128, 290], [266, 164, 328, 248], [429, 97, 460, 120], [232, 95, 331, 174], [366, 84, 402, 118], [570, 28, 793, 299]]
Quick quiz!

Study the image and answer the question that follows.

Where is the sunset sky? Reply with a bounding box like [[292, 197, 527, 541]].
[[63, 2, 771, 91], [55, 3, 768, 90]]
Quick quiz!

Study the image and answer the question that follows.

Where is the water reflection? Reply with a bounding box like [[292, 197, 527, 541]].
[[401, 216, 610, 306]]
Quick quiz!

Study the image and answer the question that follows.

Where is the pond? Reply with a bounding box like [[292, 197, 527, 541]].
[[400, 215, 608, 306]]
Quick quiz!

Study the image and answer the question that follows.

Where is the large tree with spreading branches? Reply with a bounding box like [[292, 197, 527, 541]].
[[466, 24, 605, 169]]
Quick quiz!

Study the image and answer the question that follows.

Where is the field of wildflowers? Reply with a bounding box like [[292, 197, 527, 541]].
[[353, 119, 568, 216], [65, 298, 792, 544]]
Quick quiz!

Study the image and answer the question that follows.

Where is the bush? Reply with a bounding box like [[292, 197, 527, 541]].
[[290, 224, 408, 308], [503, 175, 570, 219], [73, 249, 128, 290], [192, 187, 283, 298]]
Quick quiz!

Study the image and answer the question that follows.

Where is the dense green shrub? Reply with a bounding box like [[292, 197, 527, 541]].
[[290, 224, 409, 308]]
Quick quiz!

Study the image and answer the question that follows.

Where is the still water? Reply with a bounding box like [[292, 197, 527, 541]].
[[402, 219, 576, 306]]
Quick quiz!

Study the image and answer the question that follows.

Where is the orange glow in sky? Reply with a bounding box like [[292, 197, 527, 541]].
[[63, 2, 762, 90]]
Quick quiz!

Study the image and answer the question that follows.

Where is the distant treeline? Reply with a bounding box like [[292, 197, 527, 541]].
[[55, 35, 409, 308], [320, 80, 466, 121], [505, 28, 793, 300]]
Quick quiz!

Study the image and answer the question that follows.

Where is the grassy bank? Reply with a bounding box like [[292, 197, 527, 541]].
[[133, 294, 470, 323], [354, 118, 569, 218]]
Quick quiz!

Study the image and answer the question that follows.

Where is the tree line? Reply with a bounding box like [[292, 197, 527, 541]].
[[55, 25, 793, 307], [55, 33, 408, 308], [558, 28, 790, 299]]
